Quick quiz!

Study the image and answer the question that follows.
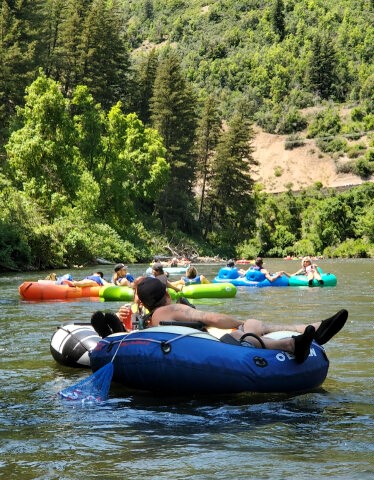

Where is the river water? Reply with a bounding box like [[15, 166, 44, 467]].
[[1, 259, 373, 479]]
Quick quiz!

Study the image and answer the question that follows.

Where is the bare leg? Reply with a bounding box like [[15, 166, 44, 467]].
[[243, 309, 348, 345], [242, 319, 306, 335], [231, 325, 316, 363], [243, 309, 347, 337], [231, 329, 294, 350], [314, 271, 323, 281]]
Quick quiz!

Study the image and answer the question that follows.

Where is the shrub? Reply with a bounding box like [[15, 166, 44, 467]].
[[285, 134, 305, 150], [291, 238, 319, 257], [353, 157, 374, 178], [336, 160, 356, 174], [307, 107, 341, 138], [277, 108, 308, 134], [347, 143, 367, 158], [363, 113, 374, 131], [351, 107, 365, 122], [316, 136, 348, 153]]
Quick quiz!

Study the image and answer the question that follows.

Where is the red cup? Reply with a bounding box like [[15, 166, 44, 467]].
[[119, 304, 132, 331]]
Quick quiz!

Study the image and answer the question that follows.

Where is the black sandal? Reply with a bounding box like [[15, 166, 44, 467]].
[[293, 325, 315, 363], [314, 309, 348, 345]]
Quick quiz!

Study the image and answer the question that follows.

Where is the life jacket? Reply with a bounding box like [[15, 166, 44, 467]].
[[85, 275, 105, 285], [182, 275, 201, 285]]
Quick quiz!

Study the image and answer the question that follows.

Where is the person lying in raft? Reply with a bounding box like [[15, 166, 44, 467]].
[[71, 271, 110, 287], [285, 256, 324, 286], [169, 266, 210, 289], [91, 276, 348, 364]]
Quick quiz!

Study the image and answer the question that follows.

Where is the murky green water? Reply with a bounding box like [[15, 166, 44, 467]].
[[1, 259, 373, 479]]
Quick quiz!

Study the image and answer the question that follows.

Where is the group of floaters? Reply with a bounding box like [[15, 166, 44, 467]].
[[50, 273, 347, 397], [214, 256, 337, 287], [18, 255, 337, 302], [18, 259, 236, 302], [44, 256, 342, 397]]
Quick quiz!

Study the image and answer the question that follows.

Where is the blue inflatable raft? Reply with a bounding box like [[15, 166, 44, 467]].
[[213, 267, 289, 287], [90, 326, 329, 394]]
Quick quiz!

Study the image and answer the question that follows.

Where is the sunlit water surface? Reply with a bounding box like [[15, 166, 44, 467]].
[[0, 259, 373, 479]]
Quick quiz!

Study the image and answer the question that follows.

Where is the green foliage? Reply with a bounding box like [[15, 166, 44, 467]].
[[150, 49, 197, 232], [0, 222, 31, 271], [236, 238, 261, 260], [316, 136, 348, 153], [6, 72, 81, 209], [79, 0, 131, 110], [307, 31, 339, 100], [256, 103, 307, 134], [270, 0, 285, 41], [353, 156, 374, 178], [204, 109, 257, 245], [195, 95, 222, 223], [347, 143, 367, 159], [324, 238, 372, 258], [307, 107, 342, 138]]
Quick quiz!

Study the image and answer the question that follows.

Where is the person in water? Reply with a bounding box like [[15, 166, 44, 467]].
[[286, 256, 324, 286], [150, 263, 181, 291], [72, 272, 110, 287], [169, 266, 210, 289], [242, 257, 285, 282], [91, 276, 348, 364], [111, 263, 134, 287]]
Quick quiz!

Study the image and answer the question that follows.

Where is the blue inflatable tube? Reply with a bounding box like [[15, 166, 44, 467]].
[[213, 267, 289, 287], [90, 326, 329, 395]]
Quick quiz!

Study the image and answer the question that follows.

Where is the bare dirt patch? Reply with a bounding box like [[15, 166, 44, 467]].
[[251, 126, 372, 192]]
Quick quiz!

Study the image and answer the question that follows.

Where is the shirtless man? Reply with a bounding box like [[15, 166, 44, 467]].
[[111, 276, 348, 364]]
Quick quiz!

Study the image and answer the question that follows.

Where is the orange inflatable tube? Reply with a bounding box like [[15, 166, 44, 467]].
[[19, 281, 102, 300]]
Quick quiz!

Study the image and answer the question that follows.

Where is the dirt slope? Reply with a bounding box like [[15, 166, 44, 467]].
[[252, 126, 372, 193]]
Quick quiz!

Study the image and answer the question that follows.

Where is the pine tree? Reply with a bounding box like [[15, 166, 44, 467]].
[[0, 0, 43, 143], [307, 31, 338, 100], [132, 48, 159, 125], [204, 109, 258, 245], [195, 95, 221, 224], [46, 0, 88, 94], [80, 0, 130, 110], [270, 0, 285, 41], [150, 49, 197, 232]]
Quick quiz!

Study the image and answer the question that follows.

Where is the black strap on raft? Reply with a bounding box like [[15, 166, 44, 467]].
[[239, 333, 266, 349]]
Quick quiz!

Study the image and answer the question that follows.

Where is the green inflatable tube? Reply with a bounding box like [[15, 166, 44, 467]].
[[100, 285, 135, 301], [288, 271, 337, 287], [100, 283, 237, 301], [169, 282, 237, 300]]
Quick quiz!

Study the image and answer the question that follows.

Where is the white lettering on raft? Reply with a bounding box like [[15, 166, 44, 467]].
[[276, 348, 317, 362]]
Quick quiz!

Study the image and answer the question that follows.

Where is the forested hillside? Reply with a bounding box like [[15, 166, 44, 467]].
[[0, 0, 373, 271]]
